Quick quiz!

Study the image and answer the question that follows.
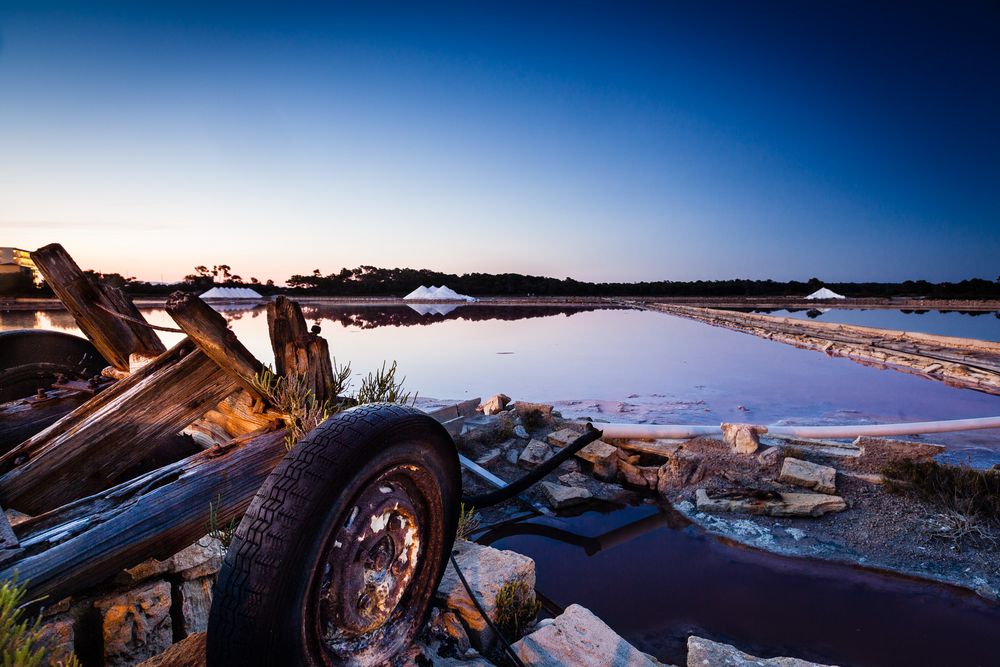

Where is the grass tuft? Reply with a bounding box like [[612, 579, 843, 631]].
[[883, 459, 1000, 523], [456, 503, 481, 542], [493, 574, 540, 641]]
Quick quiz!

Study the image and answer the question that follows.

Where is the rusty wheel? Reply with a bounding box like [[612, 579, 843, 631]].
[[0, 330, 106, 402], [207, 404, 460, 666]]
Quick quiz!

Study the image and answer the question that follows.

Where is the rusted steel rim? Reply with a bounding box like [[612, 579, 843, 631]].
[[309, 462, 437, 662]]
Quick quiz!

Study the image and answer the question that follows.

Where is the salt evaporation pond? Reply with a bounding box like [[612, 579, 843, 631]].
[[5, 302, 1000, 665], [5, 302, 1000, 466], [741, 307, 1000, 342]]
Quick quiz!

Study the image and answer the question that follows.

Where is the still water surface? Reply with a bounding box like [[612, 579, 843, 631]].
[[4, 302, 1000, 465], [743, 307, 1000, 341]]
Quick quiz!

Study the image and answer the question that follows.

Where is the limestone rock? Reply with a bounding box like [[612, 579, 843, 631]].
[[479, 394, 511, 416], [616, 438, 684, 459], [114, 557, 170, 587], [619, 460, 660, 491], [95, 580, 173, 666], [695, 489, 846, 517], [476, 448, 502, 466], [540, 481, 592, 510], [657, 451, 705, 492], [721, 423, 767, 455], [547, 428, 582, 447], [513, 604, 658, 667], [559, 472, 635, 504], [137, 632, 206, 667], [686, 635, 838, 667], [514, 425, 531, 439], [757, 446, 782, 466], [178, 577, 214, 636], [437, 541, 535, 650], [168, 536, 224, 580], [779, 457, 837, 494], [518, 439, 553, 468]]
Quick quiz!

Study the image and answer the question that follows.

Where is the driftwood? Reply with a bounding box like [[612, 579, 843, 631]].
[[0, 340, 241, 514], [1, 428, 286, 606], [166, 292, 265, 399], [267, 296, 336, 404], [30, 244, 165, 370]]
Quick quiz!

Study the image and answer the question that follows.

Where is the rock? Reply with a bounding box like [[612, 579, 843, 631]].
[[546, 428, 619, 480], [476, 448, 502, 466], [427, 606, 472, 656], [95, 580, 173, 666], [558, 472, 635, 504], [36, 614, 75, 664], [695, 489, 846, 517], [619, 460, 660, 491], [757, 446, 782, 466], [114, 557, 170, 587], [137, 632, 206, 667], [513, 604, 658, 667], [721, 423, 767, 455], [437, 541, 535, 651], [686, 635, 838, 666], [505, 448, 520, 465], [512, 401, 554, 424], [853, 436, 946, 470], [779, 457, 837, 494], [514, 425, 531, 439], [178, 576, 215, 636], [479, 394, 512, 416], [546, 427, 582, 448], [616, 439, 684, 459], [518, 439, 553, 468], [540, 481, 592, 510], [656, 451, 705, 492], [168, 536, 224, 580]]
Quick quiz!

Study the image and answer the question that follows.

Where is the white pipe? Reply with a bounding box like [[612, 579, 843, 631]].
[[585, 415, 1000, 441]]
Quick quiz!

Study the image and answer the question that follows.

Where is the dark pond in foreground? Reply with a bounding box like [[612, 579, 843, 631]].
[[485, 506, 1000, 667], [6, 302, 1000, 466]]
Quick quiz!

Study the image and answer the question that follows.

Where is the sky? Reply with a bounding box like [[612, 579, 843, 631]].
[[1, 1, 997, 284]]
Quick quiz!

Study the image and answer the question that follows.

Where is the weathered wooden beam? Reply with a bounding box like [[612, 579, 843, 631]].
[[166, 292, 265, 399], [267, 295, 336, 404], [0, 340, 241, 514], [3, 428, 286, 607], [0, 385, 106, 454], [30, 244, 166, 370]]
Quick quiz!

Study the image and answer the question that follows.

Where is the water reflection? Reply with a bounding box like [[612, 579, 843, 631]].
[[736, 308, 1000, 341], [5, 304, 1000, 465], [487, 507, 1000, 667]]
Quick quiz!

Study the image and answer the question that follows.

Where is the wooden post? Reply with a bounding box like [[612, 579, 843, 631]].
[[267, 296, 336, 404], [165, 292, 265, 399], [0, 340, 241, 514], [30, 244, 166, 370]]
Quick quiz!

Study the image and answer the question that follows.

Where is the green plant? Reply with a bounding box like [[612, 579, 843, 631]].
[[456, 503, 481, 541], [0, 577, 80, 667], [493, 574, 540, 641], [250, 366, 336, 451], [207, 494, 238, 550], [355, 360, 414, 406]]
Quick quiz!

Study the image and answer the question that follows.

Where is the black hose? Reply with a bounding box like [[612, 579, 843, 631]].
[[461, 424, 603, 508]]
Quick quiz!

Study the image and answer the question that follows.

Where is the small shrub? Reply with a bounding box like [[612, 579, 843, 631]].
[[521, 409, 546, 432], [493, 575, 540, 641], [456, 504, 480, 541], [356, 360, 413, 406], [207, 494, 238, 550], [0, 577, 80, 667], [883, 460, 1000, 524]]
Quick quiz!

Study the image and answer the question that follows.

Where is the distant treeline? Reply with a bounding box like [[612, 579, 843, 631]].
[[4, 264, 1000, 299]]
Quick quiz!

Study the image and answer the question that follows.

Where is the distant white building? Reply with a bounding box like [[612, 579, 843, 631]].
[[200, 286, 264, 301], [403, 285, 476, 302], [805, 287, 846, 300]]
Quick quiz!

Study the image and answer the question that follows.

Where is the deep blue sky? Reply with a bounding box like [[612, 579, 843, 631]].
[[1, 1, 997, 282]]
